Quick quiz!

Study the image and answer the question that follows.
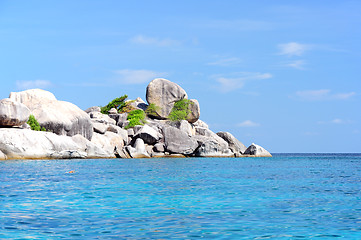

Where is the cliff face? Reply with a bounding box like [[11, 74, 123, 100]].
[[0, 79, 271, 160]]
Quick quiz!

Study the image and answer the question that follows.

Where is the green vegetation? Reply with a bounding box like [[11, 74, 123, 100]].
[[168, 99, 193, 121], [27, 115, 46, 131], [145, 103, 161, 117], [125, 109, 147, 129], [100, 95, 128, 114]]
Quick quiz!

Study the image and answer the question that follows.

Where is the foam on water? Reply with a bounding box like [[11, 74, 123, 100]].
[[1, 154, 361, 239]]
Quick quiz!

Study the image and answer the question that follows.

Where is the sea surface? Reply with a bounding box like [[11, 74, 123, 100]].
[[0, 154, 360, 239]]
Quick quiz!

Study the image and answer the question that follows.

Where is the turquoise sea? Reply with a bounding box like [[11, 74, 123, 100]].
[[0, 154, 360, 239]]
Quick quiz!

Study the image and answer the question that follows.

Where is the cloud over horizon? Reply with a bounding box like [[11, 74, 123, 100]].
[[215, 72, 272, 92], [285, 60, 306, 70], [295, 89, 356, 101], [278, 42, 310, 57], [238, 120, 260, 127], [16, 80, 52, 90], [114, 69, 167, 84], [318, 118, 353, 125], [130, 35, 181, 47]]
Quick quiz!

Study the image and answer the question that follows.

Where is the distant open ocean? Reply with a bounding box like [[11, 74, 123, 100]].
[[1, 154, 360, 239]]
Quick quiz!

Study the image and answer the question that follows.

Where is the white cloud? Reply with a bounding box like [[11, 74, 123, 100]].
[[278, 42, 310, 56], [207, 57, 242, 66], [285, 60, 306, 70], [16, 80, 52, 90], [130, 35, 180, 47], [238, 120, 260, 127], [215, 72, 272, 92], [295, 89, 356, 101], [318, 118, 353, 125], [114, 69, 167, 84]]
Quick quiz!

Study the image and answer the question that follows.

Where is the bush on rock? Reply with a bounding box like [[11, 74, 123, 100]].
[[27, 115, 46, 131], [101, 95, 128, 114], [125, 109, 147, 129], [168, 99, 193, 121]]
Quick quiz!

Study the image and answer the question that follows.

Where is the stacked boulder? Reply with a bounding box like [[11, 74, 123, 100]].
[[0, 78, 271, 160]]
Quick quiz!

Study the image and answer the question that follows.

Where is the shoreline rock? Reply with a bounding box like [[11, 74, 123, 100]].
[[0, 79, 271, 160]]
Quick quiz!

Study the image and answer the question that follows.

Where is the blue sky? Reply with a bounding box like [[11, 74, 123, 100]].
[[0, 0, 360, 153]]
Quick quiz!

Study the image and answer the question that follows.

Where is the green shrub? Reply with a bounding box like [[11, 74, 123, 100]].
[[145, 103, 161, 117], [168, 99, 193, 121], [101, 95, 128, 114], [125, 109, 147, 129], [27, 115, 47, 131]]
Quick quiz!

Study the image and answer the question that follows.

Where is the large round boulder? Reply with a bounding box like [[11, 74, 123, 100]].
[[0, 98, 31, 127], [9, 89, 93, 140], [146, 78, 188, 119]]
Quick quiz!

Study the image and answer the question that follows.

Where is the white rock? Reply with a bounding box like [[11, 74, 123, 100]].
[[92, 121, 108, 134], [90, 132, 124, 158], [10, 89, 93, 140], [108, 108, 118, 114], [0, 128, 86, 159], [193, 119, 209, 129], [0, 98, 31, 127], [126, 138, 150, 158], [244, 143, 272, 157], [72, 134, 111, 158]]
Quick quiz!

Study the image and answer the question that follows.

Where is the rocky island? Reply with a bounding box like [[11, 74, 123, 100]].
[[0, 78, 271, 160]]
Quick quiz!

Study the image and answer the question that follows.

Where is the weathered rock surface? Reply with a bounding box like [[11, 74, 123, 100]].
[[90, 132, 124, 158], [0, 98, 31, 127], [10, 89, 93, 140], [89, 111, 116, 125], [187, 99, 200, 123], [195, 139, 234, 157], [0, 128, 86, 159], [85, 106, 101, 113], [92, 121, 108, 134], [126, 138, 150, 158], [109, 113, 128, 128], [108, 108, 118, 114], [132, 124, 162, 145], [195, 127, 229, 150], [163, 125, 198, 155], [153, 142, 165, 152], [146, 78, 188, 119], [127, 97, 148, 111], [0, 150, 7, 160], [167, 120, 195, 137], [107, 125, 129, 145], [72, 134, 111, 158], [193, 119, 209, 129], [216, 132, 247, 155], [9, 89, 57, 104], [244, 143, 272, 157]]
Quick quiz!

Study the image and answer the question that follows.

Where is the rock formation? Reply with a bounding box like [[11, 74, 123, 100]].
[[0, 78, 271, 160], [9, 89, 93, 140], [0, 98, 30, 127]]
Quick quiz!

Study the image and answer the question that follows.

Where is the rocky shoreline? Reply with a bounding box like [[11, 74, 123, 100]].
[[0, 78, 271, 160]]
